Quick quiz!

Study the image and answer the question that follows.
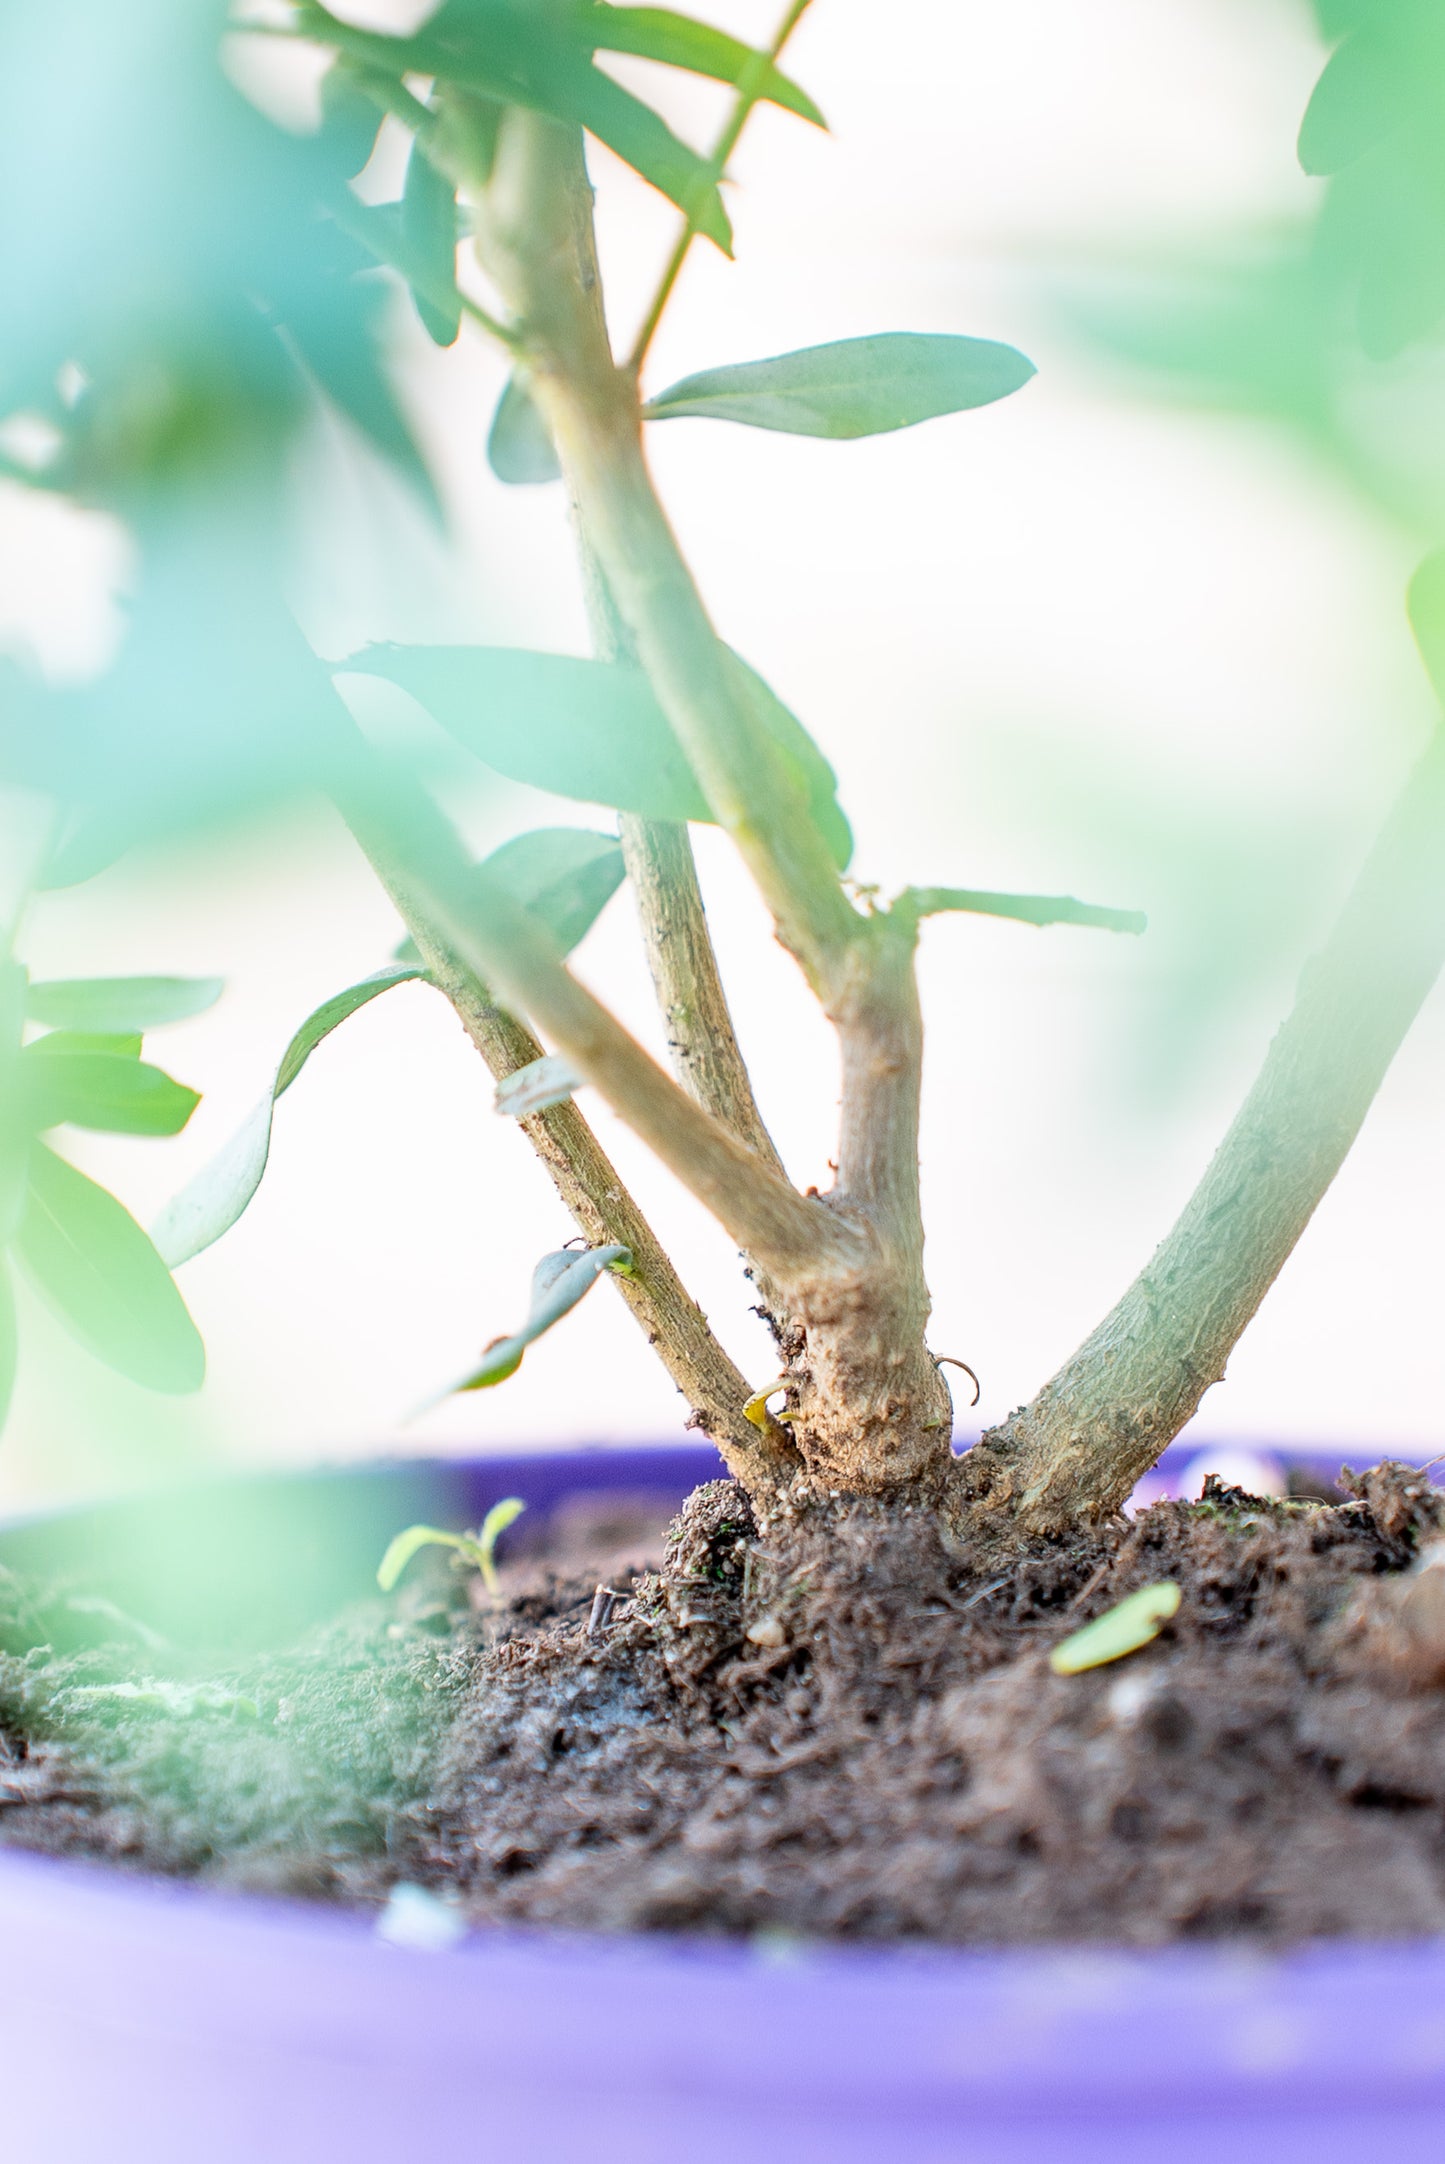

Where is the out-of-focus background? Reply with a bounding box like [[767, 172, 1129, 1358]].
[[3, 0, 1441, 1515]]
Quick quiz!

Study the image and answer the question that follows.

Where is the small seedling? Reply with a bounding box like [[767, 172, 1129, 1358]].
[[1048, 1582, 1181, 1676], [377, 1497, 527, 1603]]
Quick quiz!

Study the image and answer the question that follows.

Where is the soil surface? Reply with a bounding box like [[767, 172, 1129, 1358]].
[[6, 1462, 1445, 1944]]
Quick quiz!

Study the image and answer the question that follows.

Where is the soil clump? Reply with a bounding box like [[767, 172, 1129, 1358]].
[[5, 1462, 1445, 1945]]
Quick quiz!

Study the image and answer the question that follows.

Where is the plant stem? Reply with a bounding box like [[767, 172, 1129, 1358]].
[[958, 726, 1445, 1535], [617, 813, 785, 1176], [338, 764, 851, 1284], [377, 868, 794, 1483], [627, 0, 817, 376]]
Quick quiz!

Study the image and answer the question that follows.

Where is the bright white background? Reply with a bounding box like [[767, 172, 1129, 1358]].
[[3, 0, 1442, 1512]]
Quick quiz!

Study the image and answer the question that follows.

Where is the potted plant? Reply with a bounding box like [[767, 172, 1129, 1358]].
[[3, 0, 1445, 2153]]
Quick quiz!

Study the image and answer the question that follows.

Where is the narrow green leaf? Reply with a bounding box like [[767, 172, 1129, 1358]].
[[337, 650, 851, 865], [337, 645, 710, 820], [0, 1263, 16, 1435], [645, 332, 1037, 438], [1407, 548, 1445, 705], [26, 1032, 143, 1060], [1049, 1582, 1181, 1676], [487, 372, 562, 485], [152, 966, 426, 1267], [1298, 31, 1399, 176], [18, 1048, 200, 1137], [727, 652, 852, 871], [457, 1244, 632, 1391], [377, 1523, 472, 1592], [17, 1145, 205, 1392], [907, 887, 1147, 936], [583, 6, 825, 126], [483, 828, 626, 953], [402, 135, 462, 347], [25, 976, 224, 1032], [318, 55, 389, 178]]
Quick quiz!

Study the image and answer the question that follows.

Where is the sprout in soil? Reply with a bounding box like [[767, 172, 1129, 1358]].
[[378, 1497, 528, 1604]]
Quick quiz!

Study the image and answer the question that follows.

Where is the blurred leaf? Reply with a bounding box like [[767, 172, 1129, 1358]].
[[583, 6, 824, 126], [0, 962, 27, 1248], [0, 1263, 15, 1434], [1049, 1582, 1181, 1675], [1298, 28, 1398, 175], [376, 1522, 473, 1592], [26, 976, 224, 1032], [17, 1144, 205, 1392], [27, 1033, 144, 1060], [339, 644, 710, 818], [1407, 547, 1445, 703], [338, 647, 851, 861], [152, 966, 426, 1267], [457, 1243, 632, 1391], [494, 1053, 584, 1116], [402, 135, 463, 347], [645, 333, 1036, 437], [318, 55, 389, 179], [18, 1047, 200, 1137], [487, 372, 562, 484]]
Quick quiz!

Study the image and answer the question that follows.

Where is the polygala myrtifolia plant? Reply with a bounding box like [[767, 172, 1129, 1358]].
[[1, 0, 1444, 1549]]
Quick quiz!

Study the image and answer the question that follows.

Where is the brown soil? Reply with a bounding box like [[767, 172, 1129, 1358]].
[[6, 1462, 1445, 1944]]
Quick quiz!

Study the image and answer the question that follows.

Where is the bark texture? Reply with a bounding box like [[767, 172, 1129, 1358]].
[[959, 728, 1445, 1534]]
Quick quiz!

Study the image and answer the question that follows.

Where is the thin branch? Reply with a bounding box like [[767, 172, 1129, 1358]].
[[570, 480, 786, 1177], [618, 814, 786, 1174], [904, 887, 1148, 937], [627, 0, 818, 376], [336, 760, 853, 1282], [378, 874, 795, 1484], [958, 724, 1445, 1534]]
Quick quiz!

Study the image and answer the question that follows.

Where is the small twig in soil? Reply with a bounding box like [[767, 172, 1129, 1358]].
[[587, 1585, 621, 1637], [960, 1574, 1010, 1612]]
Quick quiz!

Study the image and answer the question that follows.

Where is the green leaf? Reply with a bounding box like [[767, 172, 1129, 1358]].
[[402, 136, 463, 347], [1048, 1582, 1181, 1676], [377, 1496, 525, 1596], [483, 828, 626, 952], [457, 1244, 632, 1391], [1407, 548, 1445, 705], [583, 6, 825, 126], [18, 1047, 200, 1137], [25, 976, 224, 1032], [906, 887, 1147, 935], [726, 652, 853, 870], [1298, 31, 1399, 175], [16, 1145, 205, 1393], [318, 56, 389, 179], [377, 1523, 473, 1592], [152, 965, 426, 1267], [27, 1032, 144, 1060], [338, 644, 710, 820], [337, 650, 852, 864], [645, 332, 1037, 438], [487, 372, 562, 485], [298, 1, 732, 250], [0, 1263, 16, 1435]]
